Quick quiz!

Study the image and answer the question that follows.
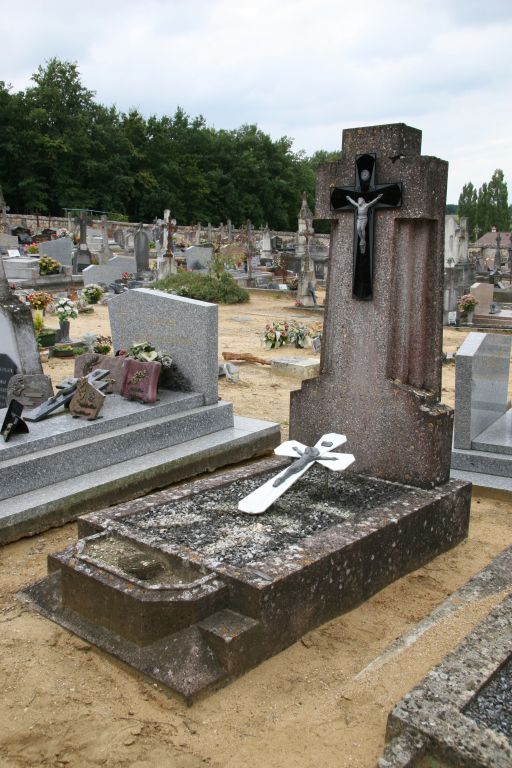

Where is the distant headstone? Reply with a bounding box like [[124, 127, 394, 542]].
[[82, 256, 136, 285], [0, 354, 18, 407], [185, 245, 213, 271], [113, 229, 125, 247], [470, 282, 493, 316], [134, 228, 150, 272], [0, 234, 19, 249], [108, 288, 218, 405], [39, 237, 74, 266], [7, 374, 53, 408]]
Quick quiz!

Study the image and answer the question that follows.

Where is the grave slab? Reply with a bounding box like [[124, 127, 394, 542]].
[[271, 357, 320, 380], [21, 458, 470, 702]]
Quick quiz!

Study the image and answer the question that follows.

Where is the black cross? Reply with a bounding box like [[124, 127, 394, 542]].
[[330, 153, 402, 301]]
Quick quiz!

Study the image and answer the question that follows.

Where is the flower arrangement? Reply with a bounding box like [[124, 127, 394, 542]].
[[27, 291, 53, 312], [27, 245, 39, 255], [38, 256, 61, 275], [54, 298, 78, 321], [93, 335, 112, 354], [263, 320, 311, 349], [125, 341, 172, 368], [82, 283, 104, 304], [33, 309, 45, 335], [457, 293, 478, 313], [263, 321, 290, 349], [288, 323, 310, 348]]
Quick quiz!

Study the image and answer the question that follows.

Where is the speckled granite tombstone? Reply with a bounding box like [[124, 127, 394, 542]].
[[109, 288, 218, 405], [290, 123, 453, 489]]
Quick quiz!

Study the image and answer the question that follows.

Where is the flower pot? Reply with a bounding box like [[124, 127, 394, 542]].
[[466, 310, 474, 324]]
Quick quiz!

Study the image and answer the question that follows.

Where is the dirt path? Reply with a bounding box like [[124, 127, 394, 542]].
[[1, 293, 510, 768]]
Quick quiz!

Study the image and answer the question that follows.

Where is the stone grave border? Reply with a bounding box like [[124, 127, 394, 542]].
[[380, 546, 512, 768]]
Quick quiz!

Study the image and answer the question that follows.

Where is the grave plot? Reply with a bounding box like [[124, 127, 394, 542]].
[[22, 457, 470, 702]]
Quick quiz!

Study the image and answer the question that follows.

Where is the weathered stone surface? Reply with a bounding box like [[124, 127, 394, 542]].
[[0, 354, 17, 408], [21, 458, 470, 702], [271, 357, 320, 381], [109, 288, 218, 405], [7, 374, 53, 408], [290, 123, 452, 488]]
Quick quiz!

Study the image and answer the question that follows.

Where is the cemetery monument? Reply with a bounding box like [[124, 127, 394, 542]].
[[22, 123, 471, 703]]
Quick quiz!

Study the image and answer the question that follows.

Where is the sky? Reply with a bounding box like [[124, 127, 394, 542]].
[[2, 0, 511, 203]]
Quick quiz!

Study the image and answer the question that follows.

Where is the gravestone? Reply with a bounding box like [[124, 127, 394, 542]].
[[134, 227, 150, 272], [0, 234, 19, 249], [113, 229, 125, 247], [0, 257, 42, 406], [290, 123, 452, 488], [39, 238, 74, 266], [108, 288, 218, 405], [185, 245, 213, 271], [471, 282, 493, 316], [82, 256, 136, 285]]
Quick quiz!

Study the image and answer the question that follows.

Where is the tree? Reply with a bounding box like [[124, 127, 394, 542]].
[[487, 169, 510, 231], [458, 182, 478, 239]]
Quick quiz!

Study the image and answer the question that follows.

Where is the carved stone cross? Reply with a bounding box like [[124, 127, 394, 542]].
[[330, 153, 402, 300], [238, 433, 355, 515]]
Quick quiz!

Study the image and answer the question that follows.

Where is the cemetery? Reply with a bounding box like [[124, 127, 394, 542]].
[[0, 122, 510, 768]]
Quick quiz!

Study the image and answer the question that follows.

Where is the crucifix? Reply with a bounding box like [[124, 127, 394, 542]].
[[238, 433, 355, 514], [330, 153, 402, 300]]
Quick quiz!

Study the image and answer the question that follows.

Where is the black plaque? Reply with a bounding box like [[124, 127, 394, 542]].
[[1, 399, 29, 442], [0, 354, 18, 408]]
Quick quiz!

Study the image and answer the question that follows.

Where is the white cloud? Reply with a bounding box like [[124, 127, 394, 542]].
[[2, 0, 511, 202]]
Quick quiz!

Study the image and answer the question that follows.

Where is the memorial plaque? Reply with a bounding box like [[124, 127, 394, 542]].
[[121, 359, 161, 404], [69, 378, 106, 420], [74, 353, 127, 394], [24, 369, 110, 422], [1, 399, 29, 442], [0, 354, 17, 408], [7, 374, 54, 408]]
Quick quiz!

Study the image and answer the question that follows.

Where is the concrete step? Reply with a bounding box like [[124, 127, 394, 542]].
[[451, 444, 512, 477], [0, 415, 281, 545], [0, 401, 234, 499]]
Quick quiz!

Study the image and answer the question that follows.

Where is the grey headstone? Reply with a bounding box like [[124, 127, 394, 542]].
[[39, 238, 74, 266], [82, 256, 136, 285], [108, 288, 218, 405], [453, 332, 511, 449], [0, 354, 18, 407], [134, 229, 150, 272], [185, 245, 213, 271]]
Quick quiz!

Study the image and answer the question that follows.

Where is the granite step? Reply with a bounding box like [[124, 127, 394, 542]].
[[0, 401, 234, 500], [472, 410, 512, 456], [0, 415, 281, 545], [451, 444, 512, 477]]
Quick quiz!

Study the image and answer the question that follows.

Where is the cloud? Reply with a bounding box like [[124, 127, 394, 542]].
[[1, 0, 511, 201]]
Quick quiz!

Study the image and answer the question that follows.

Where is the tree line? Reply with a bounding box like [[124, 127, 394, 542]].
[[0, 59, 338, 230], [457, 169, 510, 240]]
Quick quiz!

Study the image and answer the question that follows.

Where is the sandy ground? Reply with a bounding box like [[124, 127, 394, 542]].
[[0, 293, 511, 768]]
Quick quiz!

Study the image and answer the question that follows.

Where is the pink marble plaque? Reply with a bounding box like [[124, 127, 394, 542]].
[[120, 359, 161, 404]]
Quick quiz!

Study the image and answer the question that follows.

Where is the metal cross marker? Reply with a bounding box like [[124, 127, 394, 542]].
[[238, 433, 355, 515], [330, 153, 402, 301]]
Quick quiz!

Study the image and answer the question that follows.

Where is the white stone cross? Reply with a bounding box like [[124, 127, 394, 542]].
[[238, 433, 355, 515]]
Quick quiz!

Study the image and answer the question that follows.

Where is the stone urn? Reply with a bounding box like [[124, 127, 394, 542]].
[[466, 310, 474, 325], [59, 319, 71, 342]]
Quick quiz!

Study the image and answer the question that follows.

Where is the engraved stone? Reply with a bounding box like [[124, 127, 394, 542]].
[[0, 353, 17, 408], [69, 378, 106, 420], [1, 399, 29, 441], [74, 353, 128, 394], [121, 359, 161, 404], [7, 374, 54, 408]]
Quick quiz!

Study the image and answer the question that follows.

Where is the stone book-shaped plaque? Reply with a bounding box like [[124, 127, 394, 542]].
[[121, 359, 161, 404], [7, 374, 54, 408], [69, 378, 106, 421]]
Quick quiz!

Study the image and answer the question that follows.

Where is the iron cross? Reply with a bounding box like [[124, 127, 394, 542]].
[[238, 433, 355, 515], [330, 153, 402, 301]]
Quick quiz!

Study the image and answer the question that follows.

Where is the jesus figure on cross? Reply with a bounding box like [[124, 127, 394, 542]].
[[345, 193, 383, 254]]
